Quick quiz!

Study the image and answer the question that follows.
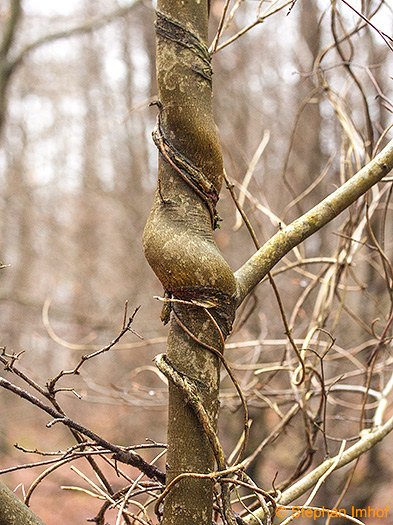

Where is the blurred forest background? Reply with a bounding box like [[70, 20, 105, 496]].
[[1, 0, 393, 523]]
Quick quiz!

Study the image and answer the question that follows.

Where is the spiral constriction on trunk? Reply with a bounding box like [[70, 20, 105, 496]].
[[143, 4, 237, 336], [143, 2, 238, 523]]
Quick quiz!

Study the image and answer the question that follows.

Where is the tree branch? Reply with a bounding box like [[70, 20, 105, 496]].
[[234, 138, 393, 306], [242, 413, 393, 524], [0, 1, 141, 136], [7, 0, 141, 75], [0, 480, 46, 525], [0, 377, 165, 484], [0, 0, 22, 61]]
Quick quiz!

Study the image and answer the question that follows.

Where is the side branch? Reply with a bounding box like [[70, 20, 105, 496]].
[[234, 138, 393, 306], [0, 480, 46, 525], [243, 415, 393, 524], [8, 1, 141, 75], [0, 1, 140, 136], [0, 377, 165, 484], [0, 0, 22, 61]]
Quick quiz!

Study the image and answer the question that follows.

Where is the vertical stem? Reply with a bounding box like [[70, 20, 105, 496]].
[[163, 307, 221, 524], [143, 1, 236, 523]]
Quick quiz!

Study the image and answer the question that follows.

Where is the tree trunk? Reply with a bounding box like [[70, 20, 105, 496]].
[[143, 1, 236, 523], [0, 0, 22, 137]]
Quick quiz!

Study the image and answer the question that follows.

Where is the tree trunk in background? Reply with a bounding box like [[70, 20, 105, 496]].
[[143, 0, 236, 522], [297, 0, 323, 194], [0, 0, 22, 138], [73, 16, 101, 316]]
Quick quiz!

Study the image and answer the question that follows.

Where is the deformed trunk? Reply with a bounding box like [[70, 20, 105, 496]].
[[143, 0, 236, 523]]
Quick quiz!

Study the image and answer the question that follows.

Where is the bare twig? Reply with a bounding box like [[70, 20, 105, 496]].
[[0, 376, 165, 483]]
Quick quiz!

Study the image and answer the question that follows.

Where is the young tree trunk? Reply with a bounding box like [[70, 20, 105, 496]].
[[143, 1, 236, 523]]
